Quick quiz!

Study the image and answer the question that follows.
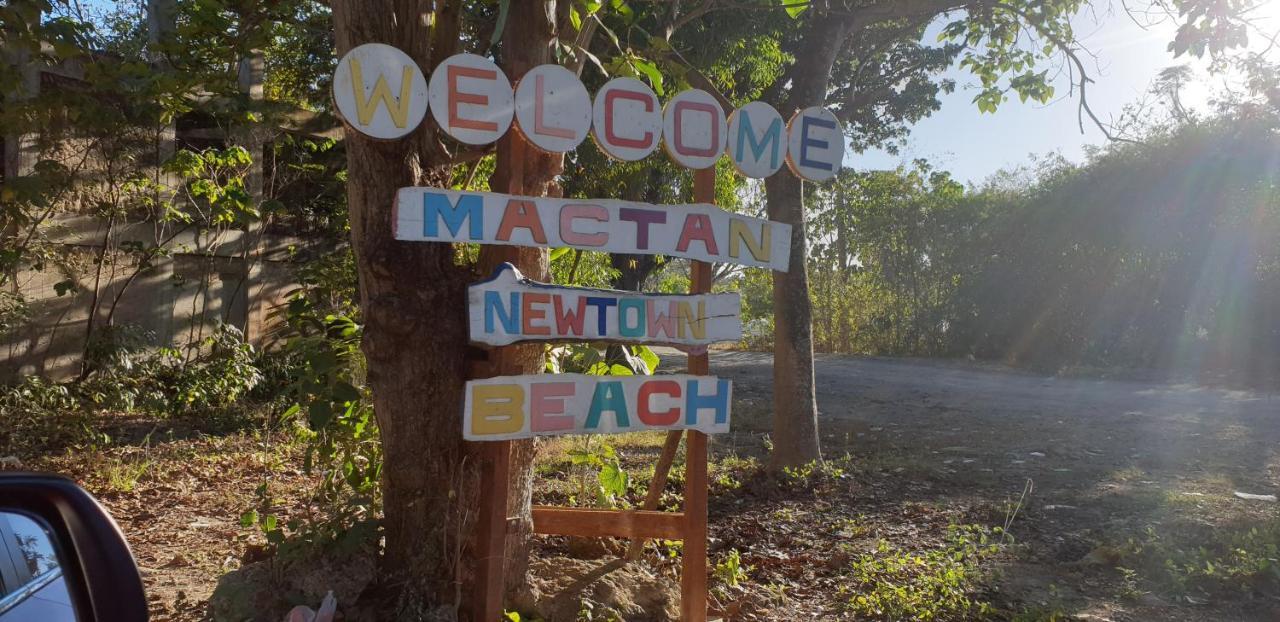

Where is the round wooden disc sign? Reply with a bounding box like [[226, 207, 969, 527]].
[[333, 44, 845, 181]]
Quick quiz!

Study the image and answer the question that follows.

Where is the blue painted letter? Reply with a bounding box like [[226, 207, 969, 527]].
[[424, 192, 483, 239]]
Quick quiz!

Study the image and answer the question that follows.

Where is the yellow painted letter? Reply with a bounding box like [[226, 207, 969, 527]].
[[471, 384, 525, 436], [729, 219, 771, 262], [349, 59, 415, 128]]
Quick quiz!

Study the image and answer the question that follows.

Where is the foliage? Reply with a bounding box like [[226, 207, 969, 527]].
[[567, 439, 630, 508], [1115, 514, 1280, 601], [840, 524, 1002, 621], [714, 548, 751, 588]]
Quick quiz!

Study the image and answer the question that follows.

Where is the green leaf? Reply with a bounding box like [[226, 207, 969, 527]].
[[240, 510, 258, 528], [782, 1, 808, 18], [550, 247, 573, 262], [599, 461, 628, 497], [631, 58, 664, 96], [569, 6, 582, 32]]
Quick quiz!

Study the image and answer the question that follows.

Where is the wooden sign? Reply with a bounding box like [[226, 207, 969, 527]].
[[464, 373, 732, 440], [591, 77, 662, 161], [514, 64, 592, 153], [332, 43, 430, 140], [727, 102, 787, 178], [662, 89, 727, 170], [395, 188, 793, 271], [470, 263, 741, 346], [786, 106, 845, 182], [428, 53, 514, 145]]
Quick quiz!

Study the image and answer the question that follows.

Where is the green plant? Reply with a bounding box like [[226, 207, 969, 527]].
[[840, 524, 1002, 621], [567, 438, 629, 508], [714, 548, 750, 588]]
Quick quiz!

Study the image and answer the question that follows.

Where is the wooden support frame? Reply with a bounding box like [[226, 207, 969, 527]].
[[469, 145, 716, 621]]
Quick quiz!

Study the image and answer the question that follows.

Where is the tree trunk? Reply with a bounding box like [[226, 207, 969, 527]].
[[763, 15, 851, 469], [331, 3, 484, 618], [475, 0, 563, 610], [765, 172, 822, 469]]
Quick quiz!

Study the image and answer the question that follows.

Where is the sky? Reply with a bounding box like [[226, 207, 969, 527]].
[[857, 3, 1280, 184]]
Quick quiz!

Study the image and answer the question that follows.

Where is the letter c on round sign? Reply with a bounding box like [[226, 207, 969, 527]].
[[785, 106, 845, 182], [332, 43, 430, 140], [428, 53, 515, 145], [514, 64, 592, 153], [662, 89, 727, 170], [591, 77, 662, 161]]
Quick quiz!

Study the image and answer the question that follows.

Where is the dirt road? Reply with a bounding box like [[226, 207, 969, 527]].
[[664, 349, 1280, 620]]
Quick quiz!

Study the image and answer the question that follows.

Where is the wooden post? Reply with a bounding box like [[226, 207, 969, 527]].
[[469, 133, 526, 622], [681, 167, 716, 622]]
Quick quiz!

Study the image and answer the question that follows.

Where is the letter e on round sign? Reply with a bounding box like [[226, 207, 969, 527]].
[[591, 77, 661, 161], [514, 64, 592, 153], [428, 53, 514, 145], [786, 106, 844, 182], [333, 43, 429, 140]]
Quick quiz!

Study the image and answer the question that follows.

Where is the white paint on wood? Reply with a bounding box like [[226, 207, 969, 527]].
[[469, 263, 742, 346], [786, 106, 844, 182], [513, 64, 592, 153], [727, 102, 787, 178], [661, 89, 727, 170], [427, 53, 514, 145], [394, 188, 793, 271], [465, 373, 732, 440], [332, 43, 429, 140], [591, 77, 662, 161]]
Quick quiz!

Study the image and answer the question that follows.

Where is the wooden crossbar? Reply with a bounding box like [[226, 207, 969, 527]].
[[531, 506, 686, 540]]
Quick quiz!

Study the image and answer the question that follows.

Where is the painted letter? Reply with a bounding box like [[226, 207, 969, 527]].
[[729, 219, 771, 262], [618, 208, 667, 250], [585, 297, 618, 336], [736, 111, 782, 170], [676, 213, 720, 255], [646, 300, 677, 339], [533, 73, 575, 139], [496, 199, 548, 244], [531, 382, 575, 432], [685, 378, 730, 425], [448, 64, 499, 132], [471, 384, 525, 436], [673, 100, 720, 157], [484, 291, 520, 335], [799, 114, 836, 172], [638, 380, 682, 426], [521, 292, 551, 336], [559, 204, 609, 247], [424, 192, 483, 240], [605, 88, 656, 149], [617, 298, 646, 338], [553, 296, 588, 336], [585, 381, 630, 429], [675, 301, 707, 340], [349, 60, 415, 128]]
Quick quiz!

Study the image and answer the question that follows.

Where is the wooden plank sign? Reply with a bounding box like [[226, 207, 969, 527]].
[[464, 374, 731, 441], [395, 188, 792, 271], [469, 263, 741, 346]]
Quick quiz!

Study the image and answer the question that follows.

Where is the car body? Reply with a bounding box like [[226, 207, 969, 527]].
[[0, 512, 75, 622]]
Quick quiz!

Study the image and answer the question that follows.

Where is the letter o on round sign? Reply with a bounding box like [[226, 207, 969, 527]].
[[662, 89, 727, 170], [591, 77, 661, 161], [514, 64, 592, 153], [786, 106, 844, 182], [727, 101, 787, 178], [332, 43, 430, 140], [428, 53, 514, 145]]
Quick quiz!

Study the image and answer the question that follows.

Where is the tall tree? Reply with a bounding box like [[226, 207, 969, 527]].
[[329, 1, 562, 616]]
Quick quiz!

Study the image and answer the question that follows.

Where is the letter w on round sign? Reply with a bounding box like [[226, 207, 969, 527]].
[[471, 263, 742, 347]]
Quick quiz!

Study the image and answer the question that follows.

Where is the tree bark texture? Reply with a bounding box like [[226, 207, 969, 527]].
[[330, 2, 504, 618], [474, 0, 562, 610], [763, 15, 852, 469]]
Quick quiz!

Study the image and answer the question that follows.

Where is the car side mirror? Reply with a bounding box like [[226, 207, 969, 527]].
[[0, 474, 147, 621]]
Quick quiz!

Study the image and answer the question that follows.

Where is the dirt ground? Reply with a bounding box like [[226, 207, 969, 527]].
[[11, 351, 1280, 620], [684, 349, 1280, 620]]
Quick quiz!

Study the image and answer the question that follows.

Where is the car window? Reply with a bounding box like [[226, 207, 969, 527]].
[[6, 514, 58, 580]]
